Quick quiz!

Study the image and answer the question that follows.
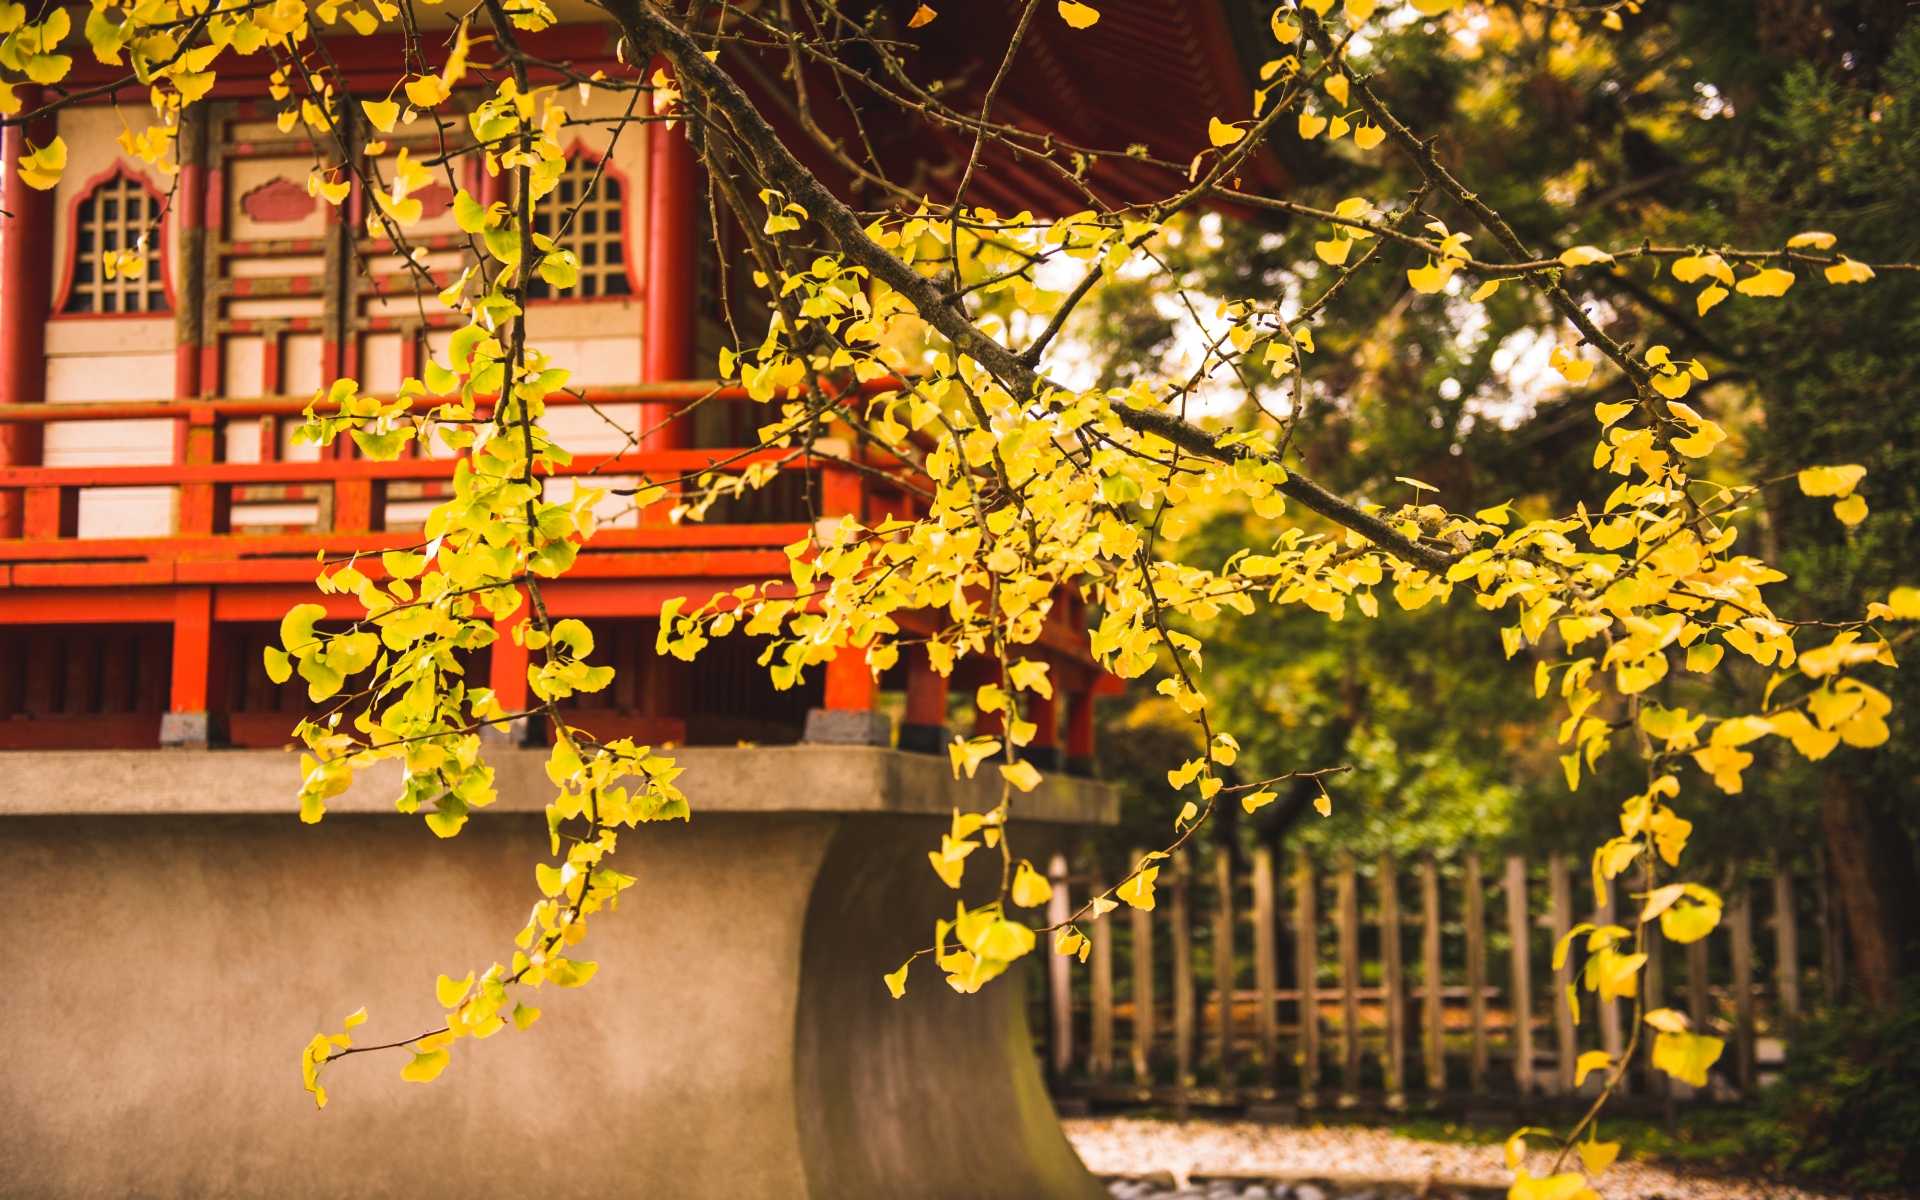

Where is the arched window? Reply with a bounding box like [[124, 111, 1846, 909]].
[[64, 172, 169, 314], [527, 153, 633, 300]]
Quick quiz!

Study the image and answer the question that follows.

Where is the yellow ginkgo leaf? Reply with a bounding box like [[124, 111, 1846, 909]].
[[1652, 1029, 1724, 1087], [1313, 792, 1332, 817], [1057, 0, 1100, 28], [1298, 112, 1328, 139], [1651, 371, 1691, 399], [1271, 10, 1300, 41], [1736, 267, 1795, 297], [1602, 8, 1623, 28], [1344, 0, 1377, 26], [1315, 236, 1353, 266], [999, 759, 1044, 792], [908, 3, 936, 26], [1470, 278, 1500, 301], [400, 1048, 450, 1082], [1574, 1049, 1611, 1087], [1353, 122, 1385, 150], [1549, 346, 1592, 383], [1407, 260, 1451, 294], [1560, 245, 1615, 266], [1324, 74, 1349, 106], [1117, 866, 1158, 910], [1797, 464, 1867, 497], [405, 76, 451, 108], [362, 98, 400, 132], [1208, 116, 1245, 147], [1786, 231, 1836, 249], [1578, 1139, 1621, 1177], [1697, 284, 1728, 315], [1833, 493, 1869, 526], [1327, 115, 1351, 140], [1411, 0, 1459, 13], [1011, 860, 1053, 907], [1825, 256, 1875, 284], [16, 135, 65, 190], [1673, 253, 1733, 285]]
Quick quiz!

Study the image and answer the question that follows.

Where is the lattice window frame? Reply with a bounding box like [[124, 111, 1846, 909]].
[[526, 150, 635, 301], [60, 170, 171, 316]]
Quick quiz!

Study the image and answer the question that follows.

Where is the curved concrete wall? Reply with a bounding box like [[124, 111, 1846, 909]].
[[0, 748, 1114, 1199]]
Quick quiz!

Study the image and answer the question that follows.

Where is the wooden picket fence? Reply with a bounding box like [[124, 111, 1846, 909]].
[[1032, 845, 1840, 1110]]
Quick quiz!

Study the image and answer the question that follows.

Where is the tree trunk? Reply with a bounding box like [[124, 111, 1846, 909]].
[[1820, 768, 1920, 1009]]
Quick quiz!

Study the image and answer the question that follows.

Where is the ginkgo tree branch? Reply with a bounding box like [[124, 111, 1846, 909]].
[[596, 0, 1457, 577]]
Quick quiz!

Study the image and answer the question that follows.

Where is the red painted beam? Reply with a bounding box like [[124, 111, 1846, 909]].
[[0, 378, 902, 423], [0, 523, 811, 563]]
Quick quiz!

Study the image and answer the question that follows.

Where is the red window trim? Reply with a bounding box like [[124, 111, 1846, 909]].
[[49, 161, 181, 321]]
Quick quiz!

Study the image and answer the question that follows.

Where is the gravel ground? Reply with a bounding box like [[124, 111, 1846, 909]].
[[1062, 1118, 1844, 1200]]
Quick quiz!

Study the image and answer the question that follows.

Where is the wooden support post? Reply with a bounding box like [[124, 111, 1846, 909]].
[[1379, 851, 1405, 1107], [1213, 846, 1235, 1085], [1294, 848, 1320, 1106], [1130, 848, 1155, 1086], [1048, 854, 1073, 1082], [1253, 846, 1277, 1088], [1771, 851, 1800, 1033], [1732, 877, 1755, 1092], [0, 84, 53, 538], [1505, 855, 1534, 1097], [1090, 869, 1113, 1083], [1465, 850, 1488, 1094], [1421, 855, 1445, 1095], [642, 66, 697, 450], [1337, 852, 1361, 1102], [1172, 849, 1194, 1116]]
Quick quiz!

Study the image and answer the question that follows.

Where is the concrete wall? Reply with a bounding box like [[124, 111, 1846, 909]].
[[0, 747, 1114, 1200]]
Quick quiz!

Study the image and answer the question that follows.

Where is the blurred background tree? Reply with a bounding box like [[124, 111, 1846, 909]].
[[1087, 0, 1918, 1009]]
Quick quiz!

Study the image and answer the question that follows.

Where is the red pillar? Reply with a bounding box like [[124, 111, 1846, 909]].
[[174, 104, 207, 400], [489, 611, 531, 743], [162, 586, 218, 745], [1066, 684, 1098, 777], [899, 644, 950, 754], [1023, 686, 1060, 772], [1, 85, 55, 538], [642, 61, 697, 450]]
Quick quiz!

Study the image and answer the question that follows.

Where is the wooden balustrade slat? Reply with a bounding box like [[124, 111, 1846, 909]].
[[1214, 847, 1235, 1082], [1172, 848, 1195, 1116], [1732, 879, 1756, 1091], [1253, 846, 1277, 1088], [1130, 847, 1155, 1085], [1466, 850, 1488, 1094], [1294, 849, 1320, 1106], [1505, 855, 1534, 1097], [1772, 852, 1800, 1031], [1047, 854, 1073, 1081], [1379, 851, 1405, 1106], [1550, 852, 1576, 1095], [1090, 870, 1114, 1083], [1421, 856, 1445, 1094], [1597, 874, 1624, 1090], [1337, 853, 1361, 1101]]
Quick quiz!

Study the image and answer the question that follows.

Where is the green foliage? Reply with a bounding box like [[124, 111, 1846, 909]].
[[1746, 984, 1920, 1189]]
